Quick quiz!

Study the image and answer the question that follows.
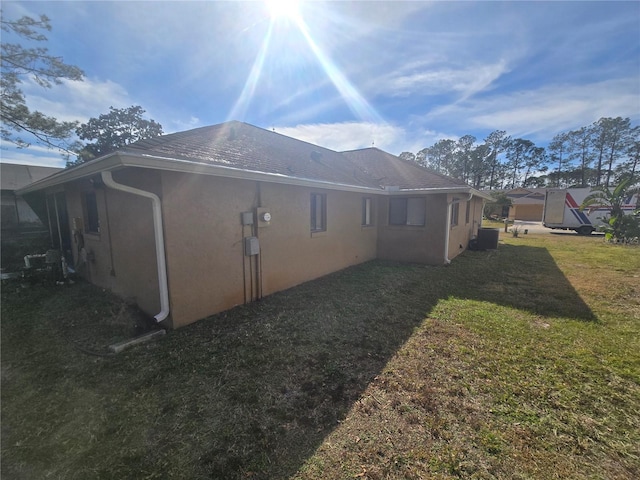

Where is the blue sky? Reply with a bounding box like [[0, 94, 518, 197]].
[[3, 0, 639, 168]]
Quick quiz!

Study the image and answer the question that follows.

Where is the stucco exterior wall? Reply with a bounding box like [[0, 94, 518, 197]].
[[256, 183, 378, 297], [64, 169, 161, 317], [160, 172, 380, 328], [447, 196, 483, 261], [376, 194, 448, 264]]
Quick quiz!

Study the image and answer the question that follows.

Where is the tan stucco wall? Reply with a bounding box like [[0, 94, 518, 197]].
[[447, 196, 483, 261], [58, 167, 487, 329], [64, 169, 161, 317], [160, 173, 379, 328], [376, 194, 448, 264], [257, 183, 378, 297]]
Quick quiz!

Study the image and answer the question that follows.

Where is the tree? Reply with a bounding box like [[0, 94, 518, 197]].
[[600, 117, 633, 188], [548, 132, 571, 187], [581, 177, 640, 242], [453, 134, 476, 183], [398, 151, 416, 163], [483, 130, 510, 189], [72, 105, 163, 165], [568, 127, 594, 187], [505, 138, 537, 188], [615, 128, 640, 184], [424, 139, 456, 175], [1, 13, 84, 151]]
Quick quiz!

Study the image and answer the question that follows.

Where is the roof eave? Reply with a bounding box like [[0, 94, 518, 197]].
[[16, 151, 494, 200], [391, 186, 494, 200]]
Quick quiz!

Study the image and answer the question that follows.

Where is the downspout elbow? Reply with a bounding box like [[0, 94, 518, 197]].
[[100, 171, 170, 323]]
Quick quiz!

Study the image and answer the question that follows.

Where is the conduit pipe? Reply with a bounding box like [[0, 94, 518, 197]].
[[101, 171, 170, 323]]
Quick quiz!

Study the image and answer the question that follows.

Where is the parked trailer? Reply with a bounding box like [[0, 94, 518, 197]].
[[543, 187, 639, 235]]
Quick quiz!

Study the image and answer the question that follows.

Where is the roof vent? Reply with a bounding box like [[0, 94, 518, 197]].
[[310, 151, 322, 162]]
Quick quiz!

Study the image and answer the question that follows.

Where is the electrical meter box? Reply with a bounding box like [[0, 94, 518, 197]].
[[244, 236, 260, 256], [256, 207, 271, 227]]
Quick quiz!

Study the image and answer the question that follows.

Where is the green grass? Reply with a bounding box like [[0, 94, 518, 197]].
[[2, 232, 639, 479]]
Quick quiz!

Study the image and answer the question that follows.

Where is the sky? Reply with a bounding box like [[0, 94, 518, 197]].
[[2, 0, 639, 168]]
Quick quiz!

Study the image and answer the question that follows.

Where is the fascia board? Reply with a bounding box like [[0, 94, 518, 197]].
[[390, 187, 494, 200], [16, 154, 123, 194], [17, 151, 494, 200]]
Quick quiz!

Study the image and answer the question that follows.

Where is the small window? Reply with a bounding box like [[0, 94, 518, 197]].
[[389, 197, 425, 226], [83, 191, 100, 234], [310, 193, 326, 232], [451, 198, 460, 227], [362, 197, 372, 226], [465, 200, 471, 224]]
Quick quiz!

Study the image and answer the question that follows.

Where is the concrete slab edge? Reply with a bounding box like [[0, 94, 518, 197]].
[[109, 329, 166, 354]]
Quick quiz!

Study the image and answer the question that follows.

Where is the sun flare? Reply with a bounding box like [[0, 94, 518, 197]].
[[265, 0, 300, 21]]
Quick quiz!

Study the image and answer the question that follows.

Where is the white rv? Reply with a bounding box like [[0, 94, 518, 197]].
[[543, 187, 639, 235]]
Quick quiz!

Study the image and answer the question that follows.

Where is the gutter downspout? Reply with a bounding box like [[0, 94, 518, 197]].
[[101, 171, 170, 323], [444, 192, 476, 264]]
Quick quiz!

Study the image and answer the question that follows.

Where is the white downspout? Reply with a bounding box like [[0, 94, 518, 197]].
[[101, 171, 170, 323]]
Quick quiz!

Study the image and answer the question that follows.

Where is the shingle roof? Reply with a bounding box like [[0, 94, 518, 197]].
[[123, 121, 470, 192], [122, 121, 380, 189], [1, 163, 62, 190], [341, 147, 469, 190], [19, 121, 479, 195]]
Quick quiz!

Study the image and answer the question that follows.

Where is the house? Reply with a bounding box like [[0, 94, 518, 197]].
[[19, 121, 492, 329], [504, 187, 546, 221], [1, 163, 62, 229]]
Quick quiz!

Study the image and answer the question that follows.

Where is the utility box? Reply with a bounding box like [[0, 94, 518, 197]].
[[241, 211, 254, 225], [244, 236, 260, 256]]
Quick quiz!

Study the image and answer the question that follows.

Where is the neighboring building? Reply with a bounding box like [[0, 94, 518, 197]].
[[504, 187, 546, 221], [19, 121, 491, 329], [1, 163, 62, 228]]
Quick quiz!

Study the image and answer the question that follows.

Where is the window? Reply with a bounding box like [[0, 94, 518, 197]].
[[83, 191, 100, 233], [389, 197, 425, 226], [465, 200, 471, 224], [362, 197, 372, 226], [450, 198, 460, 227], [310, 193, 326, 232]]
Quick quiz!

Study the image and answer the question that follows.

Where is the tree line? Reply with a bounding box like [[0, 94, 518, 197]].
[[399, 117, 639, 190]]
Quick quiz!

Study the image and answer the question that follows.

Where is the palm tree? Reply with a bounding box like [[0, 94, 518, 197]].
[[580, 177, 640, 241]]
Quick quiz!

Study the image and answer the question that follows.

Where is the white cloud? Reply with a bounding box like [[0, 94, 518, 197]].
[[1, 146, 67, 168], [274, 122, 403, 152], [374, 60, 511, 100], [272, 121, 453, 155], [424, 77, 640, 142], [22, 77, 132, 123]]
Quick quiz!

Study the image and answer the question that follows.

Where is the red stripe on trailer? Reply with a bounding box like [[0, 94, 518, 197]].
[[565, 192, 579, 208]]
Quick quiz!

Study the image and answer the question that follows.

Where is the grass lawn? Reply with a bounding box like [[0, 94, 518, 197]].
[[2, 232, 639, 479]]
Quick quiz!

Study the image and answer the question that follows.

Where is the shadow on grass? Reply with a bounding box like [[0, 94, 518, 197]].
[[1, 243, 595, 479]]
